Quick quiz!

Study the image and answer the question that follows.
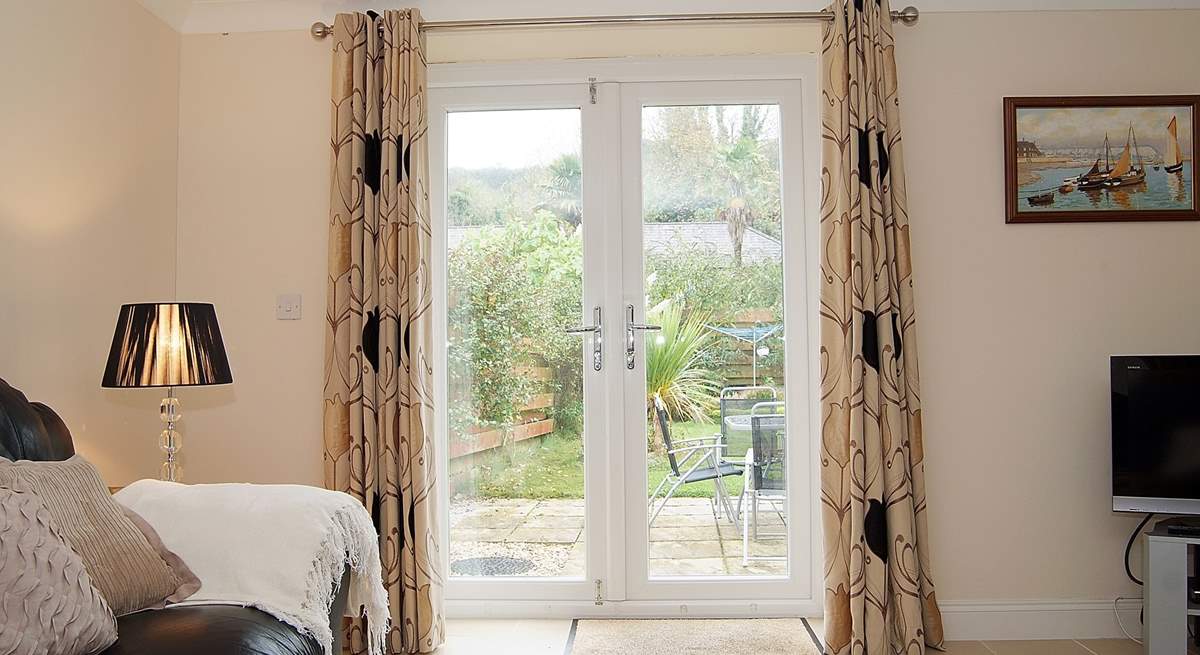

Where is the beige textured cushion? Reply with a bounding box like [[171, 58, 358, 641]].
[[0, 455, 199, 616], [0, 486, 118, 655]]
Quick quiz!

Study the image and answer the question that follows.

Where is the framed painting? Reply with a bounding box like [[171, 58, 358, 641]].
[[1004, 95, 1199, 223]]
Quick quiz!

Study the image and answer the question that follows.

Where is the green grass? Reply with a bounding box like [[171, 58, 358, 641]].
[[457, 431, 585, 499], [452, 421, 748, 500]]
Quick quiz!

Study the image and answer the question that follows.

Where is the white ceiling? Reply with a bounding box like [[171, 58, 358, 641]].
[[140, 0, 1200, 34]]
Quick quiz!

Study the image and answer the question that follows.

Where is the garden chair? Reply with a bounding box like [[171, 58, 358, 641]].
[[720, 387, 779, 524], [647, 394, 743, 527], [739, 400, 788, 566]]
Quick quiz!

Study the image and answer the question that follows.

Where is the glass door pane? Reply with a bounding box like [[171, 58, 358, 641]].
[[640, 103, 789, 578], [444, 108, 587, 579]]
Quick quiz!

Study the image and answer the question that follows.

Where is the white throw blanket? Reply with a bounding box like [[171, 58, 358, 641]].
[[115, 480, 389, 655]]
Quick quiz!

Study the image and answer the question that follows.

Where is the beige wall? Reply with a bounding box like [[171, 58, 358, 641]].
[[897, 10, 1200, 602], [95, 8, 1200, 607], [427, 23, 819, 62], [0, 0, 181, 483], [174, 30, 330, 484]]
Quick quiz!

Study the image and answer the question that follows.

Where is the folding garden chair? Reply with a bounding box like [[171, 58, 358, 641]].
[[647, 394, 743, 528], [739, 400, 788, 565]]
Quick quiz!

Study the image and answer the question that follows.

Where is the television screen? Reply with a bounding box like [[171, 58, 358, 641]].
[[1112, 355, 1200, 514]]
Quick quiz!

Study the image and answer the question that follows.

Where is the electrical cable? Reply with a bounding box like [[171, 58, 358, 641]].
[[1114, 597, 1143, 645], [1125, 513, 1155, 586], [1113, 514, 1155, 644]]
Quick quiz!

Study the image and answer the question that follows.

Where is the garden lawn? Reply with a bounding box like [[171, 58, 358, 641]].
[[455, 422, 747, 501]]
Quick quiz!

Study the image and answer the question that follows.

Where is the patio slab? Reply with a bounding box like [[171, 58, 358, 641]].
[[507, 527, 582, 544], [454, 510, 531, 529], [656, 498, 718, 515], [651, 513, 724, 527], [725, 558, 788, 576], [472, 499, 541, 509], [518, 514, 585, 529], [649, 557, 728, 576], [649, 539, 725, 559], [741, 539, 788, 557], [742, 512, 787, 526], [717, 524, 744, 539], [648, 526, 721, 542], [449, 497, 788, 579], [450, 527, 514, 543], [527, 501, 585, 517]]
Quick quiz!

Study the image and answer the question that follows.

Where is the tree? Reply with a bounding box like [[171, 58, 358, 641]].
[[641, 106, 782, 252], [715, 132, 768, 267], [536, 153, 583, 229]]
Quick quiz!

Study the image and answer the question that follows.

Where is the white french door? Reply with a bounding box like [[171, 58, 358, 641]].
[[429, 57, 820, 616], [618, 79, 814, 605]]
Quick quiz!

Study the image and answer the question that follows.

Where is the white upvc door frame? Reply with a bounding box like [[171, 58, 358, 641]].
[[618, 78, 817, 607], [428, 55, 822, 619], [429, 83, 616, 605]]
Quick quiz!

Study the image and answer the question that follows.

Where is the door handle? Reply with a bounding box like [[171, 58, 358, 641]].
[[565, 306, 603, 371], [625, 304, 661, 370]]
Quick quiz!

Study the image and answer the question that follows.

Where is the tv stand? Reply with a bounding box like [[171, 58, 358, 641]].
[[1145, 520, 1200, 654]]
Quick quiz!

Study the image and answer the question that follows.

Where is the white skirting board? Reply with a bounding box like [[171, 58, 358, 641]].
[[447, 598, 1146, 641], [940, 599, 1144, 641]]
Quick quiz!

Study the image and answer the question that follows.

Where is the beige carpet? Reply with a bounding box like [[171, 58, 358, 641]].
[[569, 618, 821, 655]]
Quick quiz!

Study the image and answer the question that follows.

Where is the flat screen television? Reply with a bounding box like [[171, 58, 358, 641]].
[[1112, 355, 1200, 514]]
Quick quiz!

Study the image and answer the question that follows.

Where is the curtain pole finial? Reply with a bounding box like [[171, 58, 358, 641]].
[[311, 21, 332, 39], [893, 6, 920, 26]]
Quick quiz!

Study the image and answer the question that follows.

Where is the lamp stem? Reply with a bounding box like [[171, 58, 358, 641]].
[[159, 386, 182, 482]]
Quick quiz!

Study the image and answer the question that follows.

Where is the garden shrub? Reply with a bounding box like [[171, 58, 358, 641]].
[[448, 218, 786, 447], [447, 212, 584, 444], [645, 248, 785, 394]]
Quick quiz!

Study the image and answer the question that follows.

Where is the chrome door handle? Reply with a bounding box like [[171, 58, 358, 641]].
[[565, 306, 603, 371], [625, 304, 661, 370]]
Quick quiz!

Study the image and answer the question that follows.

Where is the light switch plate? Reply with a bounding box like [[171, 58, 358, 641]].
[[276, 293, 302, 320]]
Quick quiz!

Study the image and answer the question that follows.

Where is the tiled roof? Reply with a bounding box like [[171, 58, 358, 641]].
[[642, 222, 781, 263]]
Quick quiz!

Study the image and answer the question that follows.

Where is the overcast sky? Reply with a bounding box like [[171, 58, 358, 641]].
[[448, 109, 581, 169], [447, 104, 782, 169], [1017, 106, 1192, 155]]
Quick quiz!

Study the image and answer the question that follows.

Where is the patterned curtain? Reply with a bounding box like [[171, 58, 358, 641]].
[[323, 10, 444, 654], [819, 1, 944, 653]]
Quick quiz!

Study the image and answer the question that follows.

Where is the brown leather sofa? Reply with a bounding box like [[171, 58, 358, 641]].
[[0, 377, 351, 655]]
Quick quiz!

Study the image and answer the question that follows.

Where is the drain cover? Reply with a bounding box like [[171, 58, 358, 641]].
[[451, 556, 535, 576]]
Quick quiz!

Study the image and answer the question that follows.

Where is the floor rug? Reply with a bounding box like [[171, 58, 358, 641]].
[[568, 618, 822, 655]]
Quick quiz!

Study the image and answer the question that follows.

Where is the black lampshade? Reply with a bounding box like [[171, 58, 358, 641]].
[[101, 303, 233, 388]]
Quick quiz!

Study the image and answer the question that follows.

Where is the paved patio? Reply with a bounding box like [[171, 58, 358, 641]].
[[449, 497, 787, 578]]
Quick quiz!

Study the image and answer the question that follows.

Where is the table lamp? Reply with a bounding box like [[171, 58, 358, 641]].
[[101, 302, 232, 482]]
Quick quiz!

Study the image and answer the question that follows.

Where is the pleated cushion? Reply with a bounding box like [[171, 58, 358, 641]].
[[0, 486, 118, 655], [0, 456, 199, 616]]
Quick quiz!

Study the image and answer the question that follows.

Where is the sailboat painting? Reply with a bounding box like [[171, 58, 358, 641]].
[[1004, 96, 1199, 223]]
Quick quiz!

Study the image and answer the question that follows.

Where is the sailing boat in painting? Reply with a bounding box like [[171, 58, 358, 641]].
[[1073, 134, 1112, 190], [1164, 115, 1185, 174], [1103, 124, 1146, 188]]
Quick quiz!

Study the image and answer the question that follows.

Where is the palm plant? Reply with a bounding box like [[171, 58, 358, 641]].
[[715, 136, 765, 267], [644, 300, 720, 426], [536, 153, 582, 229]]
